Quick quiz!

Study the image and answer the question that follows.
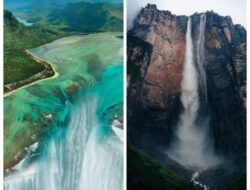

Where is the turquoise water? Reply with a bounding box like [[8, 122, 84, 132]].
[[4, 32, 123, 165]]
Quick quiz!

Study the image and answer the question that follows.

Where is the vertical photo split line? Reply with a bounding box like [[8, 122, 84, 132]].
[[1, 0, 248, 190]]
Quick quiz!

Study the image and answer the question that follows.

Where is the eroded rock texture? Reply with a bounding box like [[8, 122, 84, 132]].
[[127, 4, 246, 158]]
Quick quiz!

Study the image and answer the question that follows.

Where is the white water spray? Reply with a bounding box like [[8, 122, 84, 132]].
[[191, 170, 209, 190], [167, 16, 219, 170], [196, 14, 208, 102], [4, 98, 123, 190]]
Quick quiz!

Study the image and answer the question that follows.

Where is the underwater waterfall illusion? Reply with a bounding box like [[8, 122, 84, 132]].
[[5, 98, 123, 190], [4, 33, 123, 190]]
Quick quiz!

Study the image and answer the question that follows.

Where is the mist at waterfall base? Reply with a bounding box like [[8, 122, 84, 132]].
[[167, 16, 221, 170], [4, 33, 123, 190]]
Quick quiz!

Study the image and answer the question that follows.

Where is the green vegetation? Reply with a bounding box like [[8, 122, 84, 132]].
[[128, 145, 202, 190], [221, 155, 246, 190], [13, 2, 123, 32], [223, 172, 246, 190], [4, 1, 123, 87], [4, 0, 122, 13], [4, 1, 123, 170], [4, 10, 66, 85], [4, 0, 79, 12], [4, 118, 53, 170], [48, 2, 123, 32]]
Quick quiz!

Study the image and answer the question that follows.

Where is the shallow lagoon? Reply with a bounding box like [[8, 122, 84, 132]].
[[4, 32, 123, 187]]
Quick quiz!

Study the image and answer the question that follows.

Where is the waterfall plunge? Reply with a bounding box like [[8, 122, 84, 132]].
[[197, 14, 208, 103], [4, 97, 123, 190], [167, 16, 219, 169]]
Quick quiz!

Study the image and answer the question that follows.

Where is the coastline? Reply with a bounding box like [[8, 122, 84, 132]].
[[4, 50, 59, 98], [4, 32, 121, 98], [4, 33, 122, 171]]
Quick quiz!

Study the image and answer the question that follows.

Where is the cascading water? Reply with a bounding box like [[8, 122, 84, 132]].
[[167, 16, 219, 171], [4, 97, 123, 190], [4, 33, 123, 190], [196, 14, 207, 103]]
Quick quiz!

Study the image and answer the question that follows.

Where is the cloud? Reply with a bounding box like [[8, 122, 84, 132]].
[[127, 0, 246, 29]]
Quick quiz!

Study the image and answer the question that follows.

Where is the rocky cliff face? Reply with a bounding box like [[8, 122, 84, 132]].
[[128, 5, 186, 149], [200, 11, 246, 157], [127, 4, 246, 158]]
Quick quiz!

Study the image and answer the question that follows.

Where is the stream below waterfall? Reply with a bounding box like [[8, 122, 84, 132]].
[[191, 171, 209, 190], [167, 15, 220, 190]]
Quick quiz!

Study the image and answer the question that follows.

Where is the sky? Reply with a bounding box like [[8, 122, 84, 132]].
[[127, 0, 246, 29]]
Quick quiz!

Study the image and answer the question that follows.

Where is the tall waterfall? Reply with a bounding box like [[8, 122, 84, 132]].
[[4, 97, 123, 190], [167, 16, 219, 169], [196, 14, 207, 102]]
